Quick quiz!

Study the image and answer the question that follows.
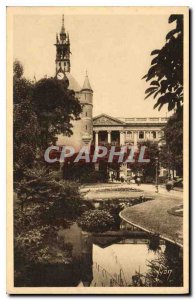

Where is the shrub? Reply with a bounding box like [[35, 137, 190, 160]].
[[77, 209, 115, 233], [158, 176, 167, 184], [80, 170, 107, 183], [166, 181, 173, 191], [143, 176, 155, 184], [14, 165, 82, 286]]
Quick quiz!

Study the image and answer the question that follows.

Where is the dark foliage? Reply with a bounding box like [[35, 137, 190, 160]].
[[129, 141, 159, 181], [77, 209, 115, 233], [13, 60, 83, 285], [160, 108, 183, 176], [143, 15, 183, 112], [32, 78, 82, 148]]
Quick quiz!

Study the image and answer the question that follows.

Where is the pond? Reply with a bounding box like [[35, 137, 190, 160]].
[[15, 198, 183, 288], [57, 222, 183, 287]]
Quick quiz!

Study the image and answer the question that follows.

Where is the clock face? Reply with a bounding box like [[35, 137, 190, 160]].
[[57, 72, 64, 80]]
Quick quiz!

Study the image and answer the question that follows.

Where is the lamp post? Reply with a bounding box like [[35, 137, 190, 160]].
[[155, 157, 159, 193]]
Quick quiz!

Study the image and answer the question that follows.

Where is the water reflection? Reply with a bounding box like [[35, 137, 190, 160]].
[[59, 223, 183, 287], [91, 242, 161, 287]]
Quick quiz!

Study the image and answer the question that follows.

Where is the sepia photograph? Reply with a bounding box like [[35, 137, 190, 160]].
[[6, 6, 189, 294]]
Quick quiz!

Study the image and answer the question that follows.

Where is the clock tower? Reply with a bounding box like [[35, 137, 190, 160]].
[[55, 15, 93, 149], [55, 15, 71, 78]]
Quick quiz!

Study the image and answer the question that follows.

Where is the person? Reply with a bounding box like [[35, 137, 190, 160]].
[[136, 177, 141, 186], [111, 173, 114, 182]]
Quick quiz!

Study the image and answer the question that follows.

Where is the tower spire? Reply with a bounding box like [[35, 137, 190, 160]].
[[55, 15, 71, 74], [81, 71, 93, 92], [60, 14, 66, 41], [56, 33, 59, 44], [61, 14, 65, 33]]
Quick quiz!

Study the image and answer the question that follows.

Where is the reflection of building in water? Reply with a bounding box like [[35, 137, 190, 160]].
[[58, 224, 182, 287]]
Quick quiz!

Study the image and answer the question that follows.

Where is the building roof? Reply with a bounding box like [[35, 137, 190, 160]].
[[93, 114, 168, 127], [93, 114, 125, 126], [66, 72, 81, 92], [81, 73, 93, 92]]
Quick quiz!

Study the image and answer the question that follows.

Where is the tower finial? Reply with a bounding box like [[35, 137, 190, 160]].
[[56, 33, 59, 43], [62, 14, 64, 27], [61, 14, 65, 34], [86, 69, 88, 76]]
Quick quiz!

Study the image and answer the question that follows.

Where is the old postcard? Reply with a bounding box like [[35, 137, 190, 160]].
[[7, 6, 189, 294]]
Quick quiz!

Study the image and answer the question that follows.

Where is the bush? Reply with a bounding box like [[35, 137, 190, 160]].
[[143, 176, 155, 184], [14, 166, 82, 285], [158, 176, 167, 184], [77, 209, 115, 233], [166, 181, 173, 191], [80, 170, 107, 183]]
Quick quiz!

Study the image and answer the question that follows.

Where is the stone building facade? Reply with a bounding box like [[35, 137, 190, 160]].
[[54, 16, 168, 180], [93, 114, 167, 147]]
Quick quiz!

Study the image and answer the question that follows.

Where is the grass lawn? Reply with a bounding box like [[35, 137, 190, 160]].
[[120, 196, 183, 246]]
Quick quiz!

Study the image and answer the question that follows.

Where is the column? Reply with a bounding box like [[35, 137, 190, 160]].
[[95, 131, 99, 147], [158, 131, 161, 140], [120, 131, 125, 146], [107, 130, 111, 144], [149, 131, 152, 140], [134, 131, 138, 147], [125, 131, 127, 143]]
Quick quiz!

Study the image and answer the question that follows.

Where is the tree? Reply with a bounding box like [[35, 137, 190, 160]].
[[13, 60, 82, 178], [13, 61, 84, 285], [143, 15, 183, 112], [160, 108, 183, 176], [140, 141, 159, 181], [13, 60, 33, 105], [13, 60, 40, 181], [128, 141, 159, 182], [32, 78, 82, 148], [143, 15, 184, 178], [14, 166, 82, 285], [16, 165, 82, 222]]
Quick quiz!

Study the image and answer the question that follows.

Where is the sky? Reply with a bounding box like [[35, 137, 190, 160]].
[[13, 13, 174, 118]]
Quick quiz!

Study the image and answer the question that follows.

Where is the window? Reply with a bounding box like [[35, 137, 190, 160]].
[[127, 131, 132, 140], [86, 112, 87, 117], [152, 131, 156, 139], [86, 125, 87, 131], [139, 131, 144, 139]]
